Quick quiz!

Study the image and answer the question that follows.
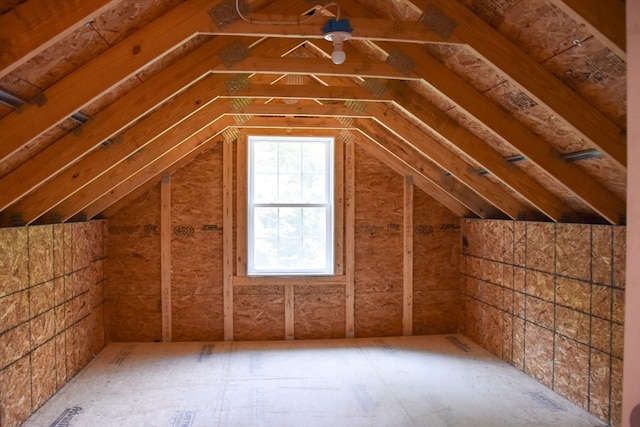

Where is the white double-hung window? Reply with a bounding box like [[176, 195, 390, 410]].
[[248, 136, 334, 276]]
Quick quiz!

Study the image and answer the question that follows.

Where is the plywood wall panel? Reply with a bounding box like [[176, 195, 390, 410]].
[[30, 339, 56, 411], [0, 228, 28, 296], [461, 219, 625, 427], [413, 290, 459, 334], [53, 224, 65, 279], [0, 322, 30, 369], [28, 226, 54, 286], [556, 277, 591, 312], [0, 290, 29, 334], [525, 222, 555, 272], [354, 292, 402, 338], [72, 223, 92, 272], [0, 355, 31, 427], [413, 186, 460, 293], [556, 223, 591, 281], [590, 350, 611, 421], [106, 295, 161, 342], [554, 335, 590, 410], [555, 306, 590, 345], [30, 309, 55, 349], [171, 294, 224, 341], [171, 147, 223, 298], [592, 226, 613, 285], [233, 293, 285, 341], [612, 228, 625, 289], [591, 317, 611, 354], [294, 289, 346, 340], [524, 322, 554, 389]]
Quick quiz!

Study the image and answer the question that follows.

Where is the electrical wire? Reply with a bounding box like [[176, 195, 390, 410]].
[[235, 0, 341, 25]]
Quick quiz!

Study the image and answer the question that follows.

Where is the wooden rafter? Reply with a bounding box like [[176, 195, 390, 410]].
[[373, 41, 626, 224], [548, 0, 626, 59], [355, 120, 493, 218], [385, 80, 574, 222], [403, 0, 626, 169], [0, 0, 122, 78]]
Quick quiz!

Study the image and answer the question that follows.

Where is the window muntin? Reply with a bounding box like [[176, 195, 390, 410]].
[[248, 136, 334, 276]]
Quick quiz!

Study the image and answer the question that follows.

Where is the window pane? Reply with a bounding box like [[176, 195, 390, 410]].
[[279, 142, 301, 173], [279, 173, 301, 203], [254, 238, 278, 269], [278, 208, 301, 238], [302, 173, 326, 203], [303, 238, 326, 268], [302, 208, 326, 237], [254, 142, 278, 173], [303, 143, 326, 174], [254, 208, 278, 238], [279, 238, 301, 267], [254, 173, 278, 203]]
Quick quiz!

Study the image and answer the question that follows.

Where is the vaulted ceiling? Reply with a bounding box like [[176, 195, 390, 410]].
[[0, 0, 627, 226]]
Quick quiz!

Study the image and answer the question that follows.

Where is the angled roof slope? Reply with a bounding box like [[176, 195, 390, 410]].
[[0, 0, 627, 225]]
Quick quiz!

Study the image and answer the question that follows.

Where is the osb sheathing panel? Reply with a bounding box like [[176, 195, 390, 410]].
[[172, 294, 224, 341], [0, 355, 31, 427], [554, 335, 590, 410], [461, 219, 626, 427], [233, 292, 285, 341], [0, 221, 106, 427], [167, 147, 224, 340], [294, 287, 346, 340], [412, 185, 461, 335], [106, 183, 161, 341], [353, 144, 403, 337], [171, 147, 223, 297], [496, 1, 626, 126]]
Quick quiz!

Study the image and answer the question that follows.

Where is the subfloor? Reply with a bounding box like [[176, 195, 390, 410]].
[[25, 334, 607, 427]]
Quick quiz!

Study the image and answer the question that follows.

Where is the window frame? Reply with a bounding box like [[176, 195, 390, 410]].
[[246, 135, 335, 276]]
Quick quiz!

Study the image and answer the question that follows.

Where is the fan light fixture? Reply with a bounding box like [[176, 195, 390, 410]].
[[323, 18, 353, 65]]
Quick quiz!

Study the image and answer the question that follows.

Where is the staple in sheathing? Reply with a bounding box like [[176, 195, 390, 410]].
[[362, 79, 387, 99], [209, 0, 251, 29], [218, 43, 250, 68], [386, 50, 416, 76], [225, 74, 250, 94], [229, 97, 252, 112], [419, 4, 457, 41]]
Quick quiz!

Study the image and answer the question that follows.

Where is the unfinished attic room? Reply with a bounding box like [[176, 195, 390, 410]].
[[1, 0, 639, 426]]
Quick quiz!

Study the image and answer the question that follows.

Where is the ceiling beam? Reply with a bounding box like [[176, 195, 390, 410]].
[[39, 105, 235, 224], [208, 16, 448, 44], [0, 0, 122, 78], [91, 126, 228, 220], [548, 0, 626, 59], [1, 78, 229, 226], [385, 80, 575, 222], [355, 120, 492, 218], [407, 0, 626, 169], [227, 84, 392, 101], [0, 37, 240, 212], [0, 36, 302, 212], [0, 0, 218, 164], [364, 105, 532, 220], [375, 41, 626, 224], [211, 56, 421, 80], [352, 131, 474, 218]]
